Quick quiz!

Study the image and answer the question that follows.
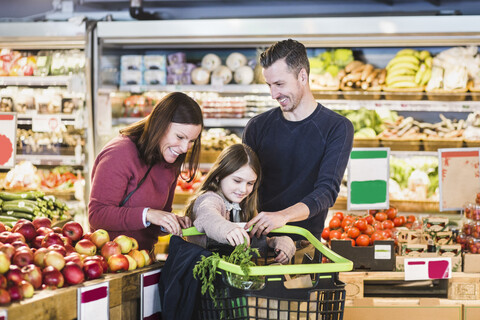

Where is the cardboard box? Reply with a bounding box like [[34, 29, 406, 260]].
[[435, 231, 453, 245], [423, 217, 449, 232], [464, 253, 480, 273], [438, 244, 461, 257], [330, 240, 395, 271], [401, 244, 427, 256]]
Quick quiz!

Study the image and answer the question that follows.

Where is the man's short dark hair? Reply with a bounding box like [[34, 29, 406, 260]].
[[259, 39, 310, 76]]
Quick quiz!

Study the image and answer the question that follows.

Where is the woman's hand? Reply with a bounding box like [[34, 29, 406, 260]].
[[176, 215, 192, 229], [226, 227, 251, 247], [146, 209, 182, 236]]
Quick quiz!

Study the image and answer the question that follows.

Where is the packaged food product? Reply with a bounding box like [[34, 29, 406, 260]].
[[144, 70, 167, 85], [144, 55, 166, 70], [50, 51, 66, 75], [120, 70, 143, 86], [167, 52, 186, 65], [463, 220, 480, 238], [14, 88, 36, 114], [65, 50, 85, 73], [34, 50, 52, 76], [121, 55, 143, 71], [110, 91, 130, 118], [464, 202, 480, 221]]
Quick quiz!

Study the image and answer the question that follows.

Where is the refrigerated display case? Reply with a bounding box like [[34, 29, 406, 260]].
[[0, 22, 95, 227], [91, 16, 480, 213]]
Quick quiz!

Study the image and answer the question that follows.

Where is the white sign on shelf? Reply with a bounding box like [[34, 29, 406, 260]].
[[140, 269, 162, 320], [404, 257, 451, 281], [77, 282, 109, 320], [0, 112, 17, 169], [32, 114, 62, 132]]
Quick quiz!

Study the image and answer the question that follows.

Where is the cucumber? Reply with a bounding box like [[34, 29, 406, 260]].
[[0, 191, 44, 201], [0, 215, 20, 222], [2, 210, 34, 220], [2, 200, 37, 214]]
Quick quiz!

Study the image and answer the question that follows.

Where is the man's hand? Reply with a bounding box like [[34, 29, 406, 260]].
[[245, 211, 288, 238]]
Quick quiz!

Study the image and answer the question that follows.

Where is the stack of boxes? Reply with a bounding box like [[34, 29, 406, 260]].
[[396, 217, 462, 272], [120, 54, 167, 86]]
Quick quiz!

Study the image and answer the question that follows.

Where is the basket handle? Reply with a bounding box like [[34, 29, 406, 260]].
[[182, 225, 353, 276]]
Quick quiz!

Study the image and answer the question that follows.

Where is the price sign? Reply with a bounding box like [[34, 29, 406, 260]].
[[0, 113, 17, 169], [348, 148, 390, 211], [140, 269, 162, 320], [0, 309, 7, 320], [32, 114, 62, 132], [77, 282, 109, 320], [439, 148, 480, 211], [404, 257, 451, 281]]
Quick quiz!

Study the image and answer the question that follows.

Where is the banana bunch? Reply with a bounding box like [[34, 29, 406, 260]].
[[385, 49, 433, 89], [339, 60, 386, 90]]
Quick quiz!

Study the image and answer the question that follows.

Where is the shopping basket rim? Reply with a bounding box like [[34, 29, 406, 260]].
[[182, 225, 353, 276]]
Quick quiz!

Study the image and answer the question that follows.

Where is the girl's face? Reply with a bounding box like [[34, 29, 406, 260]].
[[220, 164, 257, 204], [159, 123, 202, 163]]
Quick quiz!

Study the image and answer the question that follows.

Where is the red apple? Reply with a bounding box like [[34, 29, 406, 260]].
[[33, 217, 52, 230], [61, 235, 73, 247], [42, 232, 64, 248], [84, 256, 108, 273], [64, 254, 83, 268], [36, 227, 53, 237], [33, 247, 49, 268], [62, 221, 84, 243], [0, 231, 11, 243], [0, 252, 10, 274], [12, 248, 34, 267], [7, 284, 23, 301], [5, 232, 26, 244], [12, 221, 37, 243], [0, 274, 7, 289], [107, 254, 129, 273], [52, 227, 63, 234], [113, 235, 133, 254], [0, 288, 11, 305], [11, 240, 29, 250], [64, 244, 76, 255], [125, 254, 137, 271], [62, 261, 85, 285], [130, 237, 139, 251], [19, 280, 34, 298], [101, 241, 121, 260], [82, 232, 92, 241], [42, 265, 64, 288], [0, 222, 5, 233], [21, 264, 42, 289], [6, 265, 24, 285], [31, 235, 45, 249], [48, 244, 67, 257], [43, 251, 65, 271], [0, 243, 15, 260], [140, 249, 152, 266], [75, 239, 97, 256], [83, 260, 103, 280], [128, 250, 145, 269], [90, 229, 110, 249]]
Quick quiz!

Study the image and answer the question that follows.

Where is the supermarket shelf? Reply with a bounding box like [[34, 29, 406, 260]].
[[17, 113, 83, 126], [112, 117, 249, 127], [0, 75, 72, 86], [390, 151, 438, 157], [323, 99, 479, 112], [117, 84, 270, 94], [16, 154, 84, 166]]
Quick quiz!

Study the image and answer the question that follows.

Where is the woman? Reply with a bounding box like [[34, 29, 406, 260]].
[[89, 92, 203, 251]]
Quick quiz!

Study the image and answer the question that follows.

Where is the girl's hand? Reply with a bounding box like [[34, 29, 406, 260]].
[[176, 215, 192, 229], [226, 227, 251, 247], [274, 249, 289, 264], [146, 209, 182, 236]]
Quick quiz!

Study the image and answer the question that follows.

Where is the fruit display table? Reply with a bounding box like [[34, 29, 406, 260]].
[[1, 262, 163, 320]]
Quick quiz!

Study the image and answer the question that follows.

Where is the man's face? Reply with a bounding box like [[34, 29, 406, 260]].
[[263, 59, 304, 113]]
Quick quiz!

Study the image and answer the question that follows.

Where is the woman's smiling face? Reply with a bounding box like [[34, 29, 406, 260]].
[[159, 122, 202, 163]]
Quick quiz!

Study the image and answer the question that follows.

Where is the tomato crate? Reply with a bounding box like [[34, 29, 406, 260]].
[[330, 240, 395, 271], [183, 226, 353, 320]]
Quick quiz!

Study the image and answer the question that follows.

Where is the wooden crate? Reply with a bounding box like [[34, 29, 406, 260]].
[[2, 263, 162, 320]]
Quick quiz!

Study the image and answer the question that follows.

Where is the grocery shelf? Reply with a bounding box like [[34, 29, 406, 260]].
[[16, 154, 84, 166], [112, 117, 249, 127], [0, 75, 72, 86], [17, 113, 84, 127], [323, 99, 479, 112], [117, 84, 270, 94]]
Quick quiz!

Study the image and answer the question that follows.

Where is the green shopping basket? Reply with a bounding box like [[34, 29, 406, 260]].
[[183, 225, 353, 320]]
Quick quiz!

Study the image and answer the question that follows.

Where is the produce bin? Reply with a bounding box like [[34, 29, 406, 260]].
[[183, 225, 353, 320]]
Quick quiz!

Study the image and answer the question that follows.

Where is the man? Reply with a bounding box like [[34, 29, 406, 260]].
[[243, 39, 354, 240]]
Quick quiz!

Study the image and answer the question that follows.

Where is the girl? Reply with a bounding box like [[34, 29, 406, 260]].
[[185, 144, 295, 264]]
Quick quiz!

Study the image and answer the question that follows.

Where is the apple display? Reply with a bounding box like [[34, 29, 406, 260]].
[[114, 235, 133, 254], [83, 256, 107, 273], [107, 254, 129, 273], [90, 229, 109, 249], [125, 254, 137, 271], [12, 221, 37, 243], [140, 249, 152, 266], [0, 288, 10, 305], [128, 250, 145, 269], [62, 262, 85, 285], [12, 248, 34, 267], [42, 266, 64, 288], [19, 280, 34, 298], [41, 232, 64, 248], [100, 241, 121, 260], [62, 221, 84, 242], [83, 260, 103, 280], [33, 248, 49, 268], [43, 251, 65, 271], [32, 217, 52, 230], [75, 239, 97, 256], [21, 264, 42, 289], [0, 252, 11, 274]]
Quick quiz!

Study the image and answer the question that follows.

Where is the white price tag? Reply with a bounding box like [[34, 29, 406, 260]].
[[404, 257, 451, 281], [0, 112, 17, 169], [77, 282, 109, 320], [0, 309, 7, 320], [374, 244, 392, 260], [141, 269, 162, 320], [32, 114, 62, 132]]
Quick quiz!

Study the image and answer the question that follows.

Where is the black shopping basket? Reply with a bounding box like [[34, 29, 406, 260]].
[[183, 225, 353, 320]]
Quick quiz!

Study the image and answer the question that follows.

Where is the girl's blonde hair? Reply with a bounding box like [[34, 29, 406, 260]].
[[185, 144, 261, 222]]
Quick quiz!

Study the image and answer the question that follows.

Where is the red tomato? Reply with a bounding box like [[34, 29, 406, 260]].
[[375, 212, 387, 222], [398, 215, 406, 226], [393, 217, 403, 227], [340, 232, 349, 240], [341, 217, 354, 229], [370, 231, 384, 242], [354, 218, 367, 231], [364, 215, 374, 225], [404, 222, 413, 229], [343, 238, 355, 247], [321, 228, 330, 241], [382, 229, 393, 239], [372, 221, 384, 230], [407, 215, 416, 224], [368, 209, 377, 216], [385, 207, 397, 220], [382, 220, 395, 230], [364, 224, 375, 236], [333, 212, 344, 221], [356, 234, 370, 247], [329, 229, 342, 240], [329, 217, 342, 230], [347, 226, 360, 239]]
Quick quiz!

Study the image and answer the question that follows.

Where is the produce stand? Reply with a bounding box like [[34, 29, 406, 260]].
[[0, 263, 162, 320]]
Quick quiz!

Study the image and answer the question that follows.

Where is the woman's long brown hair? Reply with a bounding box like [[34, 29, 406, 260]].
[[120, 92, 203, 181], [185, 144, 261, 222]]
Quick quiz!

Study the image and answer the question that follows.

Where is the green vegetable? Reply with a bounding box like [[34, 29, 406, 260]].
[[0, 191, 44, 201]]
